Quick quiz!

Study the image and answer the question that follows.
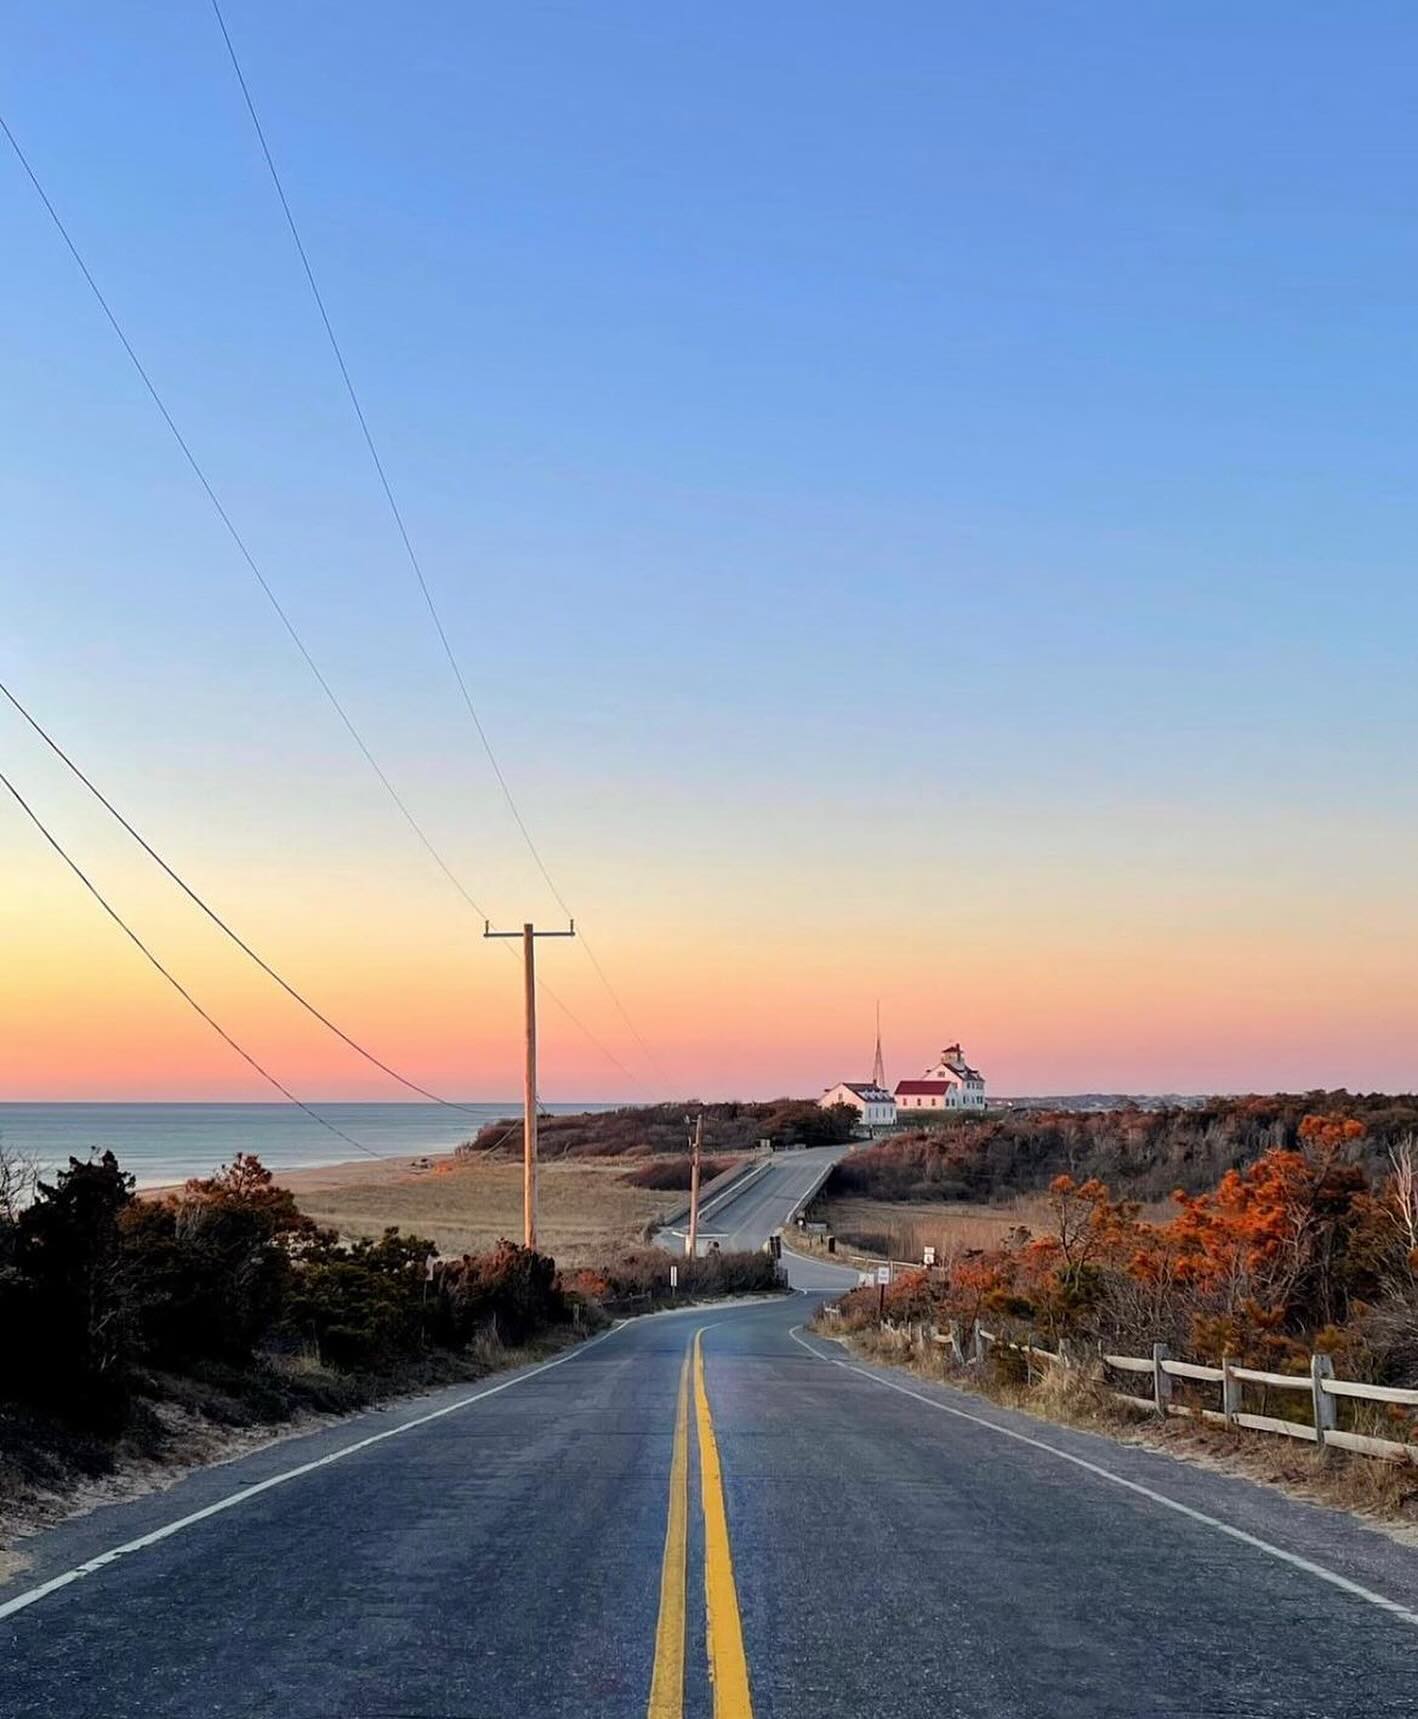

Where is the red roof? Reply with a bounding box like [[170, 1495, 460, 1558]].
[[894, 1079, 956, 1096]]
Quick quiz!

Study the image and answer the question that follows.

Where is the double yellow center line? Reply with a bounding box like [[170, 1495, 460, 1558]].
[[647, 1329, 754, 1719]]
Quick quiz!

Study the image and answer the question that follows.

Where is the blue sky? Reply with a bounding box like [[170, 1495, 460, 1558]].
[[3, 3, 1417, 1099]]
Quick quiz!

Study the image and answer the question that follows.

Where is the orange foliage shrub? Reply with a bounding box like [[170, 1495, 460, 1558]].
[[833, 1117, 1418, 1383]]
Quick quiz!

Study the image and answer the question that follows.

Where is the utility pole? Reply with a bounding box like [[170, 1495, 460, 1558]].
[[483, 919, 576, 1249], [685, 1112, 703, 1258]]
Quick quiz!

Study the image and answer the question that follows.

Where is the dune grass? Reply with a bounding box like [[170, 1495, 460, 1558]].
[[293, 1156, 676, 1266]]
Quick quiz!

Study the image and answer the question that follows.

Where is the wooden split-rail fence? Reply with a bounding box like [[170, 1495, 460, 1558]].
[[860, 1314, 1418, 1465]]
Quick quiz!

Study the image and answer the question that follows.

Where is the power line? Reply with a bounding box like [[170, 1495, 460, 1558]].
[[575, 933, 666, 1082], [0, 111, 489, 928], [536, 980, 643, 1092], [0, 677, 490, 1117], [0, 107, 642, 1098], [210, 0, 566, 916], [0, 766, 386, 1161], [209, 1, 667, 1088]]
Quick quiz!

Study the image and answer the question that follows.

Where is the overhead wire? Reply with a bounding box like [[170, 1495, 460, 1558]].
[[0, 106, 644, 1098], [0, 767, 386, 1160], [0, 677, 489, 1117], [209, 0, 667, 1089], [0, 113, 489, 927]]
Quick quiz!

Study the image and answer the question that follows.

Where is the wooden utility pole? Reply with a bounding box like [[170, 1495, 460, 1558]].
[[685, 1113, 703, 1258], [483, 919, 576, 1249]]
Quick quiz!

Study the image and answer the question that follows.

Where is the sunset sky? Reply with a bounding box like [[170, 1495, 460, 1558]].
[[4, 3, 1418, 1103]]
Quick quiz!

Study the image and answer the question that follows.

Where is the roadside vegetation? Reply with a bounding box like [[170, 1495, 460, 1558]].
[[563, 1247, 781, 1313], [817, 1112, 1418, 1520], [460, 1099, 857, 1160], [620, 1156, 738, 1191], [0, 1146, 780, 1535], [827, 1114, 1418, 1376]]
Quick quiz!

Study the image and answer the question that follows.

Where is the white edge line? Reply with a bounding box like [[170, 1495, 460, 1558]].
[[786, 1325, 1418, 1630], [0, 1326, 623, 1624], [0, 1295, 785, 1627]]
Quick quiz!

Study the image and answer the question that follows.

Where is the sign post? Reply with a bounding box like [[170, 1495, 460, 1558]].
[[669, 1263, 678, 1295], [876, 1262, 890, 1322]]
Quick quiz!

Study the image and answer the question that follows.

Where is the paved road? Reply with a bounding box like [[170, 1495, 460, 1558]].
[[7, 1289, 1418, 1716], [660, 1145, 852, 1276]]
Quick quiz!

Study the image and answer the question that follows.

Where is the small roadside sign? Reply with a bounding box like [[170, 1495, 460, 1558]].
[[922, 1245, 937, 1267], [669, 1265, 678, 1291], [876, 1265, 891, 1286]]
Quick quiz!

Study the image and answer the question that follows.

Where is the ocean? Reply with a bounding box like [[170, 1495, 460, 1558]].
[[0, 1102, 614, 1189]]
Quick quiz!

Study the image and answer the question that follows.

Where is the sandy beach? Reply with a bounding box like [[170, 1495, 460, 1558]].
[[144, 1147, 465, 1199]]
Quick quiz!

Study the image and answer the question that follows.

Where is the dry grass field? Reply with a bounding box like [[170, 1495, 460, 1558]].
[[284, 1154, 678, 1266], [815, 1191, 1176, 1264], [816, 1193, 1055, 1262]]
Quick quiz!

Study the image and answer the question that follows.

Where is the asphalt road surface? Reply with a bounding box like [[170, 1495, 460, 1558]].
[[8, 1265, 1418, 1716], [659, 1144, 851, 1268]]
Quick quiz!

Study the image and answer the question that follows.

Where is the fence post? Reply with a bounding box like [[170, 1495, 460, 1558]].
[[972, 1320, 985, 1365], [1024, 1331, 1034, 1386], [1222, 1354, 1241, 1426], [1311, 1353, 1336, 1455], [1152, 1343, 1172, 1418], [949, 1321, 964, 1364]]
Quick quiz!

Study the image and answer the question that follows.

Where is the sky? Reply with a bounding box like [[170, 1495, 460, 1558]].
[[3, 2, 1418, 1103]]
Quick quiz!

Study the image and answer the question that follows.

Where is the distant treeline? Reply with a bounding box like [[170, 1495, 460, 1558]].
[[463, 1100, 857, 1161], [830, 1092, 1418, 1205]]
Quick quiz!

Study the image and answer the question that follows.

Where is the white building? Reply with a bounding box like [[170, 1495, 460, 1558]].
[[894, 1044, 987, 1113], [819, 1080, 896, 1131]]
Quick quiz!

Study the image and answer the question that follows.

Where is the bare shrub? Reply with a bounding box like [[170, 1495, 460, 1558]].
[[621, 1156, 737, 1191]]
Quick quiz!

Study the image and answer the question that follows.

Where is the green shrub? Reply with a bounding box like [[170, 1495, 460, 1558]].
[[8, 1152, 137, 1425], [430, 1241, 565, 1347], [0, 1150, 572, 1430], [283, 1227, 437, 1370]]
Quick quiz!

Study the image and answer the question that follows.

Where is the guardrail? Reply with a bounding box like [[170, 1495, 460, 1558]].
[[784, 1154, 849, 1228], [875, 1317, 1418, 1465]]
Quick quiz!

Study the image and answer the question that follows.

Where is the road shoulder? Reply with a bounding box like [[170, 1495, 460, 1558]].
[[791, 1322, 1418, 1620]]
